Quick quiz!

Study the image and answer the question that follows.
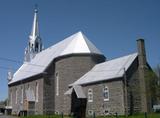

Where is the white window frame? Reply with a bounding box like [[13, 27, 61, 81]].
[[88, 89, 93, 102], [56, 72, 59, 96], [103, 109, 110, 115], [15, 89, 18, 104], [55, 111, 59, 115], [35, 82, 39, 102], [28, 84, 30, 90], [21, 88, 23, 103], [88, 110, 94, 116], [103, 86, 109, 101], [10, 91, 12, 106]]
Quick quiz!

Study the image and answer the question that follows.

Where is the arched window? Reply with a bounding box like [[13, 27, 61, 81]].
[[10, 91, 12, 106], [103, 86, 109, 101], [35, 42, 39, 52], [35, 82, 39, 102], [88, 89, 93, 102], [88, 110, 94, 116], [15, 88, 18, 104], [55, 72, 59, 96], [21, 87, 23, 103], [28, 84, 30, 90]]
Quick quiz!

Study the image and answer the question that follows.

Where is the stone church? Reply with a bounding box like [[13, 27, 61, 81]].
[[8, 8, 156, 117]]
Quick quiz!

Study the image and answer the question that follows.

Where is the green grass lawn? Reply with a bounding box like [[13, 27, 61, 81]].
[[127, 113, 160, 118], [20, 113, 160, 118], [117, 114, 159, 118], [97, 113, 160, 118]]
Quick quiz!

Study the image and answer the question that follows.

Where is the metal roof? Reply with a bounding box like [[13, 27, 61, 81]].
[[9, 31, 103, 84], [73, 85, 86, 98], [71, 53, 138, 86], [64, 88, 73, 95], [30, 8, 40, 41], [64, 85, 86, 98]]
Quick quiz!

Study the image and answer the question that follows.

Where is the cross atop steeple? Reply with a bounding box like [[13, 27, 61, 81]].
[[24, 6, 43, 62]]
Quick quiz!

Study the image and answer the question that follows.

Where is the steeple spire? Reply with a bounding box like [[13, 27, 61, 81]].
[[30, 5, 39, 39], [24, 6, 43, 62]]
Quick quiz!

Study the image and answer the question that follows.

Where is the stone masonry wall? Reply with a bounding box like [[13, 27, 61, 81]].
[[43, 76, 55, 114], [128, 69, 142, 114], [83, 80, 125, 116], [8, 78, 44, 115], [126, 57, 141, 114], [54, 54, 105, 115]]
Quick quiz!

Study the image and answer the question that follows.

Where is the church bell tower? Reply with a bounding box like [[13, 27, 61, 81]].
[[24, 7, 43, 62]]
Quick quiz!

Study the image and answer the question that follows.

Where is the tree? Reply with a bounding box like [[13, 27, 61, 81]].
[[146, 65, 160, 106], [153, 65, 160, 103]]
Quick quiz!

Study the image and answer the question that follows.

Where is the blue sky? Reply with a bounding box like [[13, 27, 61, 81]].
[[0, 0, 160, 101]]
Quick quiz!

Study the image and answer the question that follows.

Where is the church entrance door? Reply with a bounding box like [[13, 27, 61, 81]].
[[71, 91, 86, 118]]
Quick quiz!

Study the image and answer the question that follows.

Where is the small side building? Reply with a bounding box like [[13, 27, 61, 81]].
[[66, 39, 156, 117]]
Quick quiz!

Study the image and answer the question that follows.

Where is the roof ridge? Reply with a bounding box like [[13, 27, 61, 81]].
[[115, 53, 137, 76], [9, 31, 104, 84], [101, 52, 137, 64], [71, 52, 138, 86], [81, 33, 103, 54]]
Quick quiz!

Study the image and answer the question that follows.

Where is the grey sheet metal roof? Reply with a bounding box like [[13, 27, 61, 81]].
[[65, 85, 86, 98], [74, 85, 86, 98], [64, 88, 73, 95], [9, 31, 103, 84], [71, 53, 138, 86]]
